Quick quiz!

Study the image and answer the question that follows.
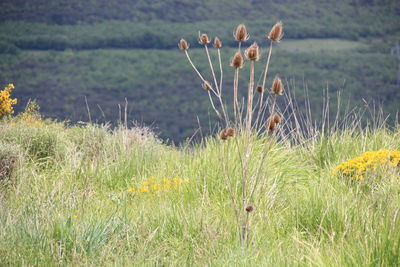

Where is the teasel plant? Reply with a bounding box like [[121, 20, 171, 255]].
[[179, 21, 285, 245]]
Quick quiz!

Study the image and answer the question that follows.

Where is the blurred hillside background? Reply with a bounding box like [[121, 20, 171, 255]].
[[0, 0, 399, 143]]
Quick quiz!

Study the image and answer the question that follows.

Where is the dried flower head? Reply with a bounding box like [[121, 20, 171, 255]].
[[214, 37, 222, 48], [202, 81, 212, 91], [230, 52, 244, 69], [268, 21, 283, 42], [179, 39, 189, 50], [234, 24, 249, 42], [272, 113, 282, 123], [199, 33, 210, 45], [271, 76, 284, 95], [256, 85, 263, 93], [245, 205, 254, 212], [266, 116, 277, 131], [226, 127, 235, 137], [220, 129, 228, 140], [245, 42, 260, 61]]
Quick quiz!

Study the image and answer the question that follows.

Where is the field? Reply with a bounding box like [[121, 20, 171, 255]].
[[0, 1, 399, 265], [0, 115, 399, 265]]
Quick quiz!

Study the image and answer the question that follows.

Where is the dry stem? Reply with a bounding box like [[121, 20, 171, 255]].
[[255, 41, 273, 127]]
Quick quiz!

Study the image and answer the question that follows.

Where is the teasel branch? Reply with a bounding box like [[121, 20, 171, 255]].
[[233, 68, 239, 126], [244, 42, 260, 131], [239, 42, 260, 245], [216, 47, 230, 126], [240, 61, 255, 244], [255, 22, 283, 129], [231, 51, 244, 127], [185, 51, 221, 119], [180, 38, 223, 120], [255, 41, 273, 128], [201, 33, 219, 93], [207, 90, 223, 120], [202, 33, 229, 126], [215, 38, 224, 97]]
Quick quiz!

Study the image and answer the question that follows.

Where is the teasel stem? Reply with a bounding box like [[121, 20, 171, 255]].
[[271, 94, 277, 116], [246, 60, 255, 133], [217, 48, 230, 127], [207, 90, 223, 120], [205, 45, 229, 126], [184, 50, 206, 84], [255, 41, 273, 128], [248, 138, 273, 202], [185, 49, 222, 120], [217, 48, 223, 97], [184, 50, 217, 96], [240, 60, 255, 246], [204, 45, 219, 93], [233, 68, 240, 126], [233, 42, 243, 128]]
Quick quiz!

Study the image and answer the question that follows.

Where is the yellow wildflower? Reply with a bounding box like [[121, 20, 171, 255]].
[[127, 176, 190, 195], [0, 83, 17, 117], [137, 185, 149, 193], [333, 150, 400, 181]]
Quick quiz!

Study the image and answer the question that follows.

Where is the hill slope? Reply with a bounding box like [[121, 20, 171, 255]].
[[0, 0, 399, 142]]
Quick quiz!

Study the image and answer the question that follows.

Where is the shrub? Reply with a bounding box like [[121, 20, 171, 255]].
[[0, 123, 66, 163], [0, 84, 17, 118], [332, 150, 400, 181]]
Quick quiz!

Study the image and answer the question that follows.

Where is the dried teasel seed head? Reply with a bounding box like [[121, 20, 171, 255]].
[[9, 156, 17, 164], [271, 76, 284, 95], [266, 116, 278, 131], [226, 127, 235, 137], [179, 39, 189, 50], [220, 129, 228, 140], [230, 51, 244, 69], [213, 37, 222, 48], [268, 21, 283, 42], [245, 42, 260, 61], [234, 24, 249, 42], [202, 81, 212, 91], [256, 85, 263, 93], [245, 205, 255, 212], [199, 33, 210, 45], [272, 113, 282, 124]]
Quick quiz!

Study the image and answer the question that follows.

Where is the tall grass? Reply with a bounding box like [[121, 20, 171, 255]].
[[0, 112, 398, 265]]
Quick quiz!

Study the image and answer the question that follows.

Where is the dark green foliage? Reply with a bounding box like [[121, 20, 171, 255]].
[[0, 0, 398, 142], [0, 48, 397, 142], [0, 41, 18, 54], [0, 0, 399, 50]]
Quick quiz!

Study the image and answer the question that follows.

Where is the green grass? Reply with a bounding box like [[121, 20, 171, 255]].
[[0, 118, 399, 265]]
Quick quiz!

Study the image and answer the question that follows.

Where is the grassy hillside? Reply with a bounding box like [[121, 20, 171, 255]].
[[0, 116, 399, 265], [0, 0, 399, 142], [1, 46, 397, 141]]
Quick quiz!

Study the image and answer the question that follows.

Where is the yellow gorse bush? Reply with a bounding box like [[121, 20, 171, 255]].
[[19, 101, 44, 126], [0, 83, 17, 117], [127, 176, 190, 195], [332, 150, 400, 180]]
